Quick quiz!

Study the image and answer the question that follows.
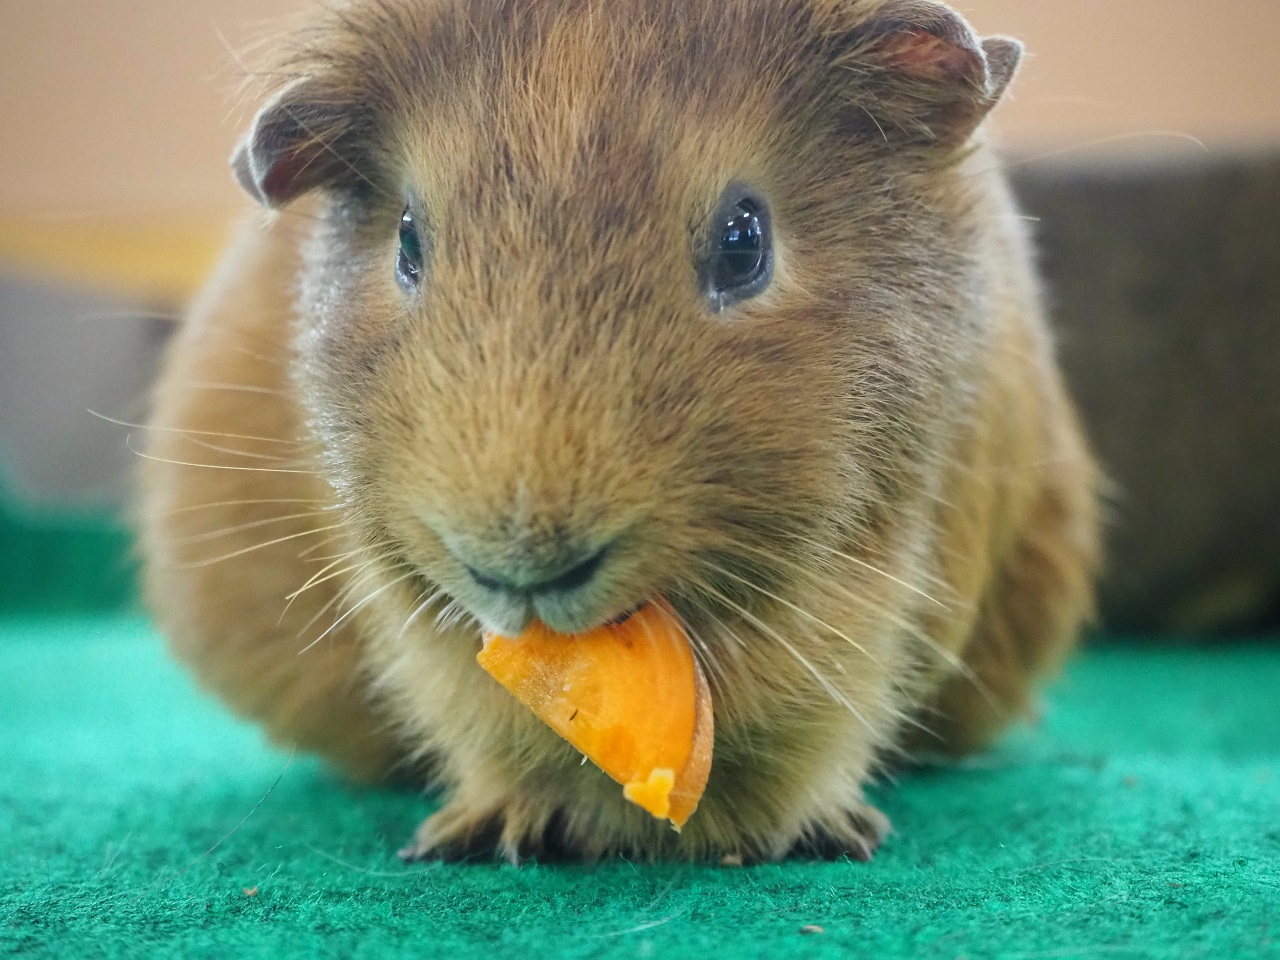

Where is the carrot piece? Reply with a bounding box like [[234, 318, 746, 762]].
[[476, 599, 713, 829]]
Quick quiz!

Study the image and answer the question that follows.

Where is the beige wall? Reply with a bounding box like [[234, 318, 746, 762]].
[[2, 0, 1279, 216]]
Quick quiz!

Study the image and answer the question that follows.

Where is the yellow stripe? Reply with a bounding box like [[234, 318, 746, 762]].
[[0, 213, 234, 303]]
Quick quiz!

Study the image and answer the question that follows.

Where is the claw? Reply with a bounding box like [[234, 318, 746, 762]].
[[402, 799, 569, 865], [499, 838, 524, 867], [786, 804, 891, 862]]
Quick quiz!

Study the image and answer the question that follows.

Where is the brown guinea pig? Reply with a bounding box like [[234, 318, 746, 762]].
[[139, 0, 1100, 863]]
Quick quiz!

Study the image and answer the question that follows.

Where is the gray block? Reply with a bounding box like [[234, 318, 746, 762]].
[[1014, 152, 1280, 632], [0, 272, 170, 510]]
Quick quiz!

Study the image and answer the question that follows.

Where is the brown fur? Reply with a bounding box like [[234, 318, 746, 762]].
[[140, 0, 1099, 863]]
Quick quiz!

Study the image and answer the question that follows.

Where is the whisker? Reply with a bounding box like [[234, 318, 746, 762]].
[[295, 547, 366, 564], [654, 595, 736, 698], [164, 497, 333, 516], [128, 438, 319, 476], [295, 568, 373, 637], [293, 547, 402, 637], [397, 587, 446, 641], [176, 521, 349, 568], [720, 537, 993, 711], [88, 410, 309, 447], [1001, 129, 1210, 175], [298, 568, 416, 656], [691, 577, 880, 741], [279, 552, 367, 619], [174, 510, 337, 545], [172, 436, 314, 465], [700, 559, 886, 672], [775, 532, 951, 611], [297, 535, 355, 560], [698, 558, 940, 743], [228, 343, 295, 367], [182, 381, 292, 397], [278, 556, 367, 626], [286, 554, 367, 603], [434, 598, 479, 634], [776, 557, 993, 720], [187, 320, 295, 354], [954, 129, 1217, 191]]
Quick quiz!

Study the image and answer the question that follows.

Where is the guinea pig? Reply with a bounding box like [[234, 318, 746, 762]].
[[139, 0, 1100, 863]]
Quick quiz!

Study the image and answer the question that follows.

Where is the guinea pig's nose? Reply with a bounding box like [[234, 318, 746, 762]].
[[464, 544, 608, 597]]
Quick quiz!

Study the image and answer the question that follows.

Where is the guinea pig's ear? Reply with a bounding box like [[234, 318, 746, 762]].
[[231, 77, 364, 208], [832, 0, 1022, 147]]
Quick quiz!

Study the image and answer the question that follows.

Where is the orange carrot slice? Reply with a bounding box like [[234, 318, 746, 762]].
[[477, 599, 713, 829]]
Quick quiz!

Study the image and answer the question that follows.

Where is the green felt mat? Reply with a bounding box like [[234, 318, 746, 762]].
[[0, 502, 135, 614], [2, 616, 1277, 959]]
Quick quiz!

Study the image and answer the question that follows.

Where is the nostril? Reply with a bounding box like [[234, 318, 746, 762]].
[[464, 544, 609, 596], [465, 564, 509, 593], [540, 545, 607, 594]]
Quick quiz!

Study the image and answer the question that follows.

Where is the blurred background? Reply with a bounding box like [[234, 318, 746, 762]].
[[1, 0, 1278, 628]]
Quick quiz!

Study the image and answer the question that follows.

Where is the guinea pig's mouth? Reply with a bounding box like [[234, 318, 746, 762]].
[[399, 558, 649, 640], [476, 585, 650, 639]]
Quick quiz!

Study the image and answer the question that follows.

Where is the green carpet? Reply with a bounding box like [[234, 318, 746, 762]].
[[2, 616, 1277, 959], [0, 499, 136, 614]]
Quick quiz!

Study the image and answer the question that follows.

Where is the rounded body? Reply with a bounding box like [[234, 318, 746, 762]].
[[141, 0, 1099, 861]]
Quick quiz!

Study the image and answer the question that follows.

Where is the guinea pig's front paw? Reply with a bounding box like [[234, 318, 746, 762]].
[[783, 802, 891, 863], [398, 796, 574, 866]]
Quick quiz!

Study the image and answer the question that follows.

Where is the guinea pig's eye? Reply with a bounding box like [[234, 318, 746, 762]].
[[396, 206, 424, 292], [705, 189, 772, 312]]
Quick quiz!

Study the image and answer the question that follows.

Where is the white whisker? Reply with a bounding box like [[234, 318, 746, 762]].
[[176, 436, 314, 465], [298, 568, 417, 656], [718, 538, 994, 712], [128, 438, 319, 476], [293, 548, 402, 640], [88, 409, 309, 447], [164, 498, 333, 516], [286, 554, 367, 603], [700, 560, 886, 671], [398, 587, 445, 641], [278, 555, 367, 626], [177, 521, 349, 568], [183, 381, 292, 398], [655, 596, 738, 698], [693, 577, 880, 742], [175, 510, 335, 545], [780, 533, 951, 611]]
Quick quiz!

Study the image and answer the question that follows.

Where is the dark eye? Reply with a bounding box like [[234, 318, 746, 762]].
[[396, 206, 424, 291], [706, 191, 772, 311]]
